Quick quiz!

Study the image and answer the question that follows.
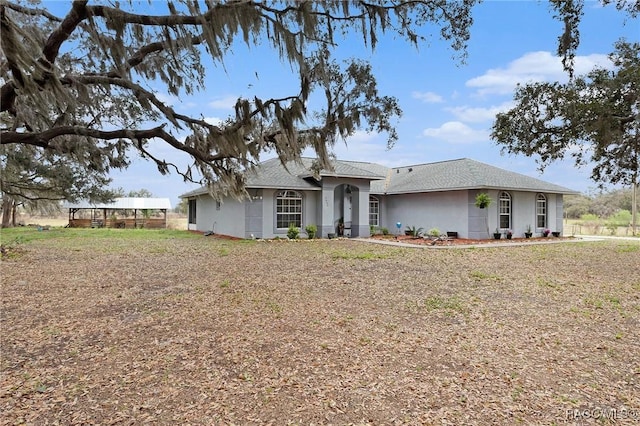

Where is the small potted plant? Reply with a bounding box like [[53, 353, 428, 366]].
[[552, 231, 561, 237], [542, 228, 551, 237], [336, 217, 344, 237], [525, 225, 533, 239], [505, 229, 513, 240], [493, 228, 502, 240]]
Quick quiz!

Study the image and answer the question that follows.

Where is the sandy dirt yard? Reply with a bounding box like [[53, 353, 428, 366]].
[[1, 229, 639, 425]]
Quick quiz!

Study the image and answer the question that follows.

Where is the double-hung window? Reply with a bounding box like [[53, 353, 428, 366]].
[[499, 191, 511, 229], [536, 194, 547, 229], [276, 190, 302, 228], [369, 196, 380, 227]]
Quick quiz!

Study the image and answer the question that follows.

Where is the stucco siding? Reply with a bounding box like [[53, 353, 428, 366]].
[[382, 190, 469, 237], [511, 191, 535, 237], [468, 190, 564, 238], [468, 190, 489, 239], [257, 189, 321, 239], [556, 195, 564, 235], [214, 198, 246, 238], [193, 196, 215, 233], [190, 195, 245, 237]]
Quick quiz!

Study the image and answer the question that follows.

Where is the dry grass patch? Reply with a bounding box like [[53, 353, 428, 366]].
[[1, 229, 639, 424]]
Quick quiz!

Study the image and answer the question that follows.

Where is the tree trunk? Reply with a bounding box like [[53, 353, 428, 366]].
[[632, 180, 637, 236], [1, 197, 14, 228], [11, 201, 17, 227]]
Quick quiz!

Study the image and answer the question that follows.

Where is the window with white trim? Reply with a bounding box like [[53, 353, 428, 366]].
[[369, 196, 380, 226], [499, 191, 511, 229], [276, 190, 302, 228], [536, 194, 547, 229]]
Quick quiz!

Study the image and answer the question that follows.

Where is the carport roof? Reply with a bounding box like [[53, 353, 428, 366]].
[[63, 197, 172, 210]]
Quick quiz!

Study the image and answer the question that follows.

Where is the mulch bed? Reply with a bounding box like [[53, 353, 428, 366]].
[[370, 234, 571, 246]]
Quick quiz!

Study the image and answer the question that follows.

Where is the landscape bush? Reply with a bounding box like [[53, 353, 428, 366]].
[[287, 224, 300, 239]]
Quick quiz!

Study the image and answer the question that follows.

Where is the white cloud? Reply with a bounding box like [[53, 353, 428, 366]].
[[412, 91, 444, 103], [304, 130, 384, 159], [467, 51, 612, 96], [445, 101, 514, 123], [298, 130, 408, 166], [204, 116, 224, 126], [209, 95, 238, 110], [154, 92, 180, 107], [421, 121, 489, 144]]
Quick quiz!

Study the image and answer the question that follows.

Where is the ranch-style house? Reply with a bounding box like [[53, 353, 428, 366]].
[[180, 157, 577, 239]]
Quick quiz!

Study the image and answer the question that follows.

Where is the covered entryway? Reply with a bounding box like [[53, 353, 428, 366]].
[[332, 183, 370, 237]]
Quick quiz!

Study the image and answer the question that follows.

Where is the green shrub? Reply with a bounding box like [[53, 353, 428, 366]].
[[579, 213, 600, 223], [381, 227, 389, 235], [287, 223, 300, 239], [608, 209, 632, 226], [428, 227, 440, 237], [304, 224, 317, 239], [405, 225, 424, 237]]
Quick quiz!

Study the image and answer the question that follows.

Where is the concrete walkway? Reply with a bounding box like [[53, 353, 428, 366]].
[[352, 235, 639, 249], [578, 235, 640, 242]]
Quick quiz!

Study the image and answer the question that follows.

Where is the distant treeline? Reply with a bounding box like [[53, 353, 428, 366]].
[[565, 188, 636, 221]]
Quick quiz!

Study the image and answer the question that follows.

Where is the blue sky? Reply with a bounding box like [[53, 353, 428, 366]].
[[90, 1, 639, 207]]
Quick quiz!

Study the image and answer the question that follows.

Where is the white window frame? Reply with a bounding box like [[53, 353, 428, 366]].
[[369, 196, 380, 227], [275, 190, 303, 229], [498, 191, 511, 230], [536, 193, 547, 229]]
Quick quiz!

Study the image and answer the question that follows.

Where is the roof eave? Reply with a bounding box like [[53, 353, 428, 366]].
[[298, 173, 385, 180], [374, 185, 578, 196], [246, 184, 321, 191]]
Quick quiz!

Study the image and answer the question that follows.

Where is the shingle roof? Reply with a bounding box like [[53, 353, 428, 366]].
[[378, 158, 577, 194], [180, 157, 577, 198], [385, 158, 576, 194], [244, 158, 321, 189], [180, 158, 385, 197]]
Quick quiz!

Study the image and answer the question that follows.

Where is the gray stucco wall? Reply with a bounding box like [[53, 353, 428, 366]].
[[255, 188, 321, 239], [190, 195, 245, 238], [469, 189, 564, 238], [189, 187, 565, 240], [382, 190, 469, 237], [376, 189, 565, 240], [555, 195, 564, 235]]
